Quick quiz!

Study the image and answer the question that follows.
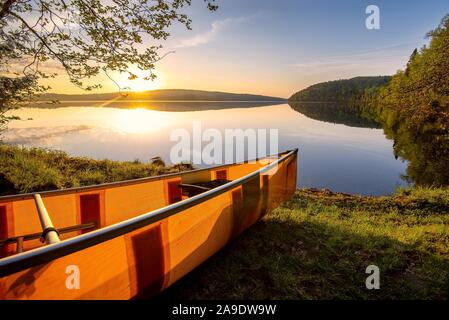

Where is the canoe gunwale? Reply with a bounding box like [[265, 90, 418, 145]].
[[0, 149, 298, 278], [0, 152, 290, 202]]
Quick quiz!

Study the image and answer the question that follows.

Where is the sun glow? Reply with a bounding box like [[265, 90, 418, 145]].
[[109, 108, 171, 134]]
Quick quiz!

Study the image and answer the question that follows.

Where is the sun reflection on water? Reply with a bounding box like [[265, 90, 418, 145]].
[[108, 107, 172, 134]]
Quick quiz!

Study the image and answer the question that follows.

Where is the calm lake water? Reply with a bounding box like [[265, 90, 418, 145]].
[[4, 102, 408, 195]]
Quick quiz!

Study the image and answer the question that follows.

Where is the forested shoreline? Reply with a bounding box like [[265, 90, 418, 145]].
[[289, 76, 391, 104], [289, 13, 449, 187]]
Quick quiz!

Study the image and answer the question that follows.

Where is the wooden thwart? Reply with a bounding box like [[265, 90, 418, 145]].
[[0, 222, 97, 254]]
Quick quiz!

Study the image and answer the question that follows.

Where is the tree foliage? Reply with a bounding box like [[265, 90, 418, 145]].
[[374, 13, 449, 186], [289, 13, 449, 187], [288, 76, 391, 103], [0, 76, 39, 131], [0, 0, 217, 133], [288, 76, 391, 125]]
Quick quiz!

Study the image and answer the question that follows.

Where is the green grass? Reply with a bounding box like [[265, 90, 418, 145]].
[[0, 144, 193, 195], [162, 188, 449, 300], [2, 145, 448, 299]]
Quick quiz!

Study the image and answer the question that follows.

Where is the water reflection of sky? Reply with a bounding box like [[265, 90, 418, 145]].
[[4, 104, 408, 195]]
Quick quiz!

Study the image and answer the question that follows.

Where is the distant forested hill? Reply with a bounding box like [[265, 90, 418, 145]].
[[289, 76, 391, 103], [289, 13, 449, 187], [39, 89, 286, 102]]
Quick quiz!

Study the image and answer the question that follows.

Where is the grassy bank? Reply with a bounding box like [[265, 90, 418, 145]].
[[2, 145, 448, 299], [162, 188, 449, 300], [0, 144, 193, 196]]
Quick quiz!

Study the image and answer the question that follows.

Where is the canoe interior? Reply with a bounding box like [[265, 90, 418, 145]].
[[0, 151, 297, 299]]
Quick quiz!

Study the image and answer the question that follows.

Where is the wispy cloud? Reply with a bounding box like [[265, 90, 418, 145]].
[[290, 40, 424, 74], [175, 15, 256, 49]]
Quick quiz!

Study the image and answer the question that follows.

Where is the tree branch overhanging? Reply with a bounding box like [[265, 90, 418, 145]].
[[0, 0, 15, 20]]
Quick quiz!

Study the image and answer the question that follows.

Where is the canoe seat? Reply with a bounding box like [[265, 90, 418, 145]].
[[179, 179, 231, 197]]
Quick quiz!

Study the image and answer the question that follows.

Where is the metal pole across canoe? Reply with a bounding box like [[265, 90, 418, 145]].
[[34, 194, 61, 244]]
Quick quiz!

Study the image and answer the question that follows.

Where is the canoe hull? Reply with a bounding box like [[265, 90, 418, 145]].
[[0, 151, 297, 299]]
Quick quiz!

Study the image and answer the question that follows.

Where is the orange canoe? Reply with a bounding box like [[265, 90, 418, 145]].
[[0, 149, 298, 299]]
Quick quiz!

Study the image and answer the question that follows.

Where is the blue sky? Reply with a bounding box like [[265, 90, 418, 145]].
[[50, 0, 449, 98]]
